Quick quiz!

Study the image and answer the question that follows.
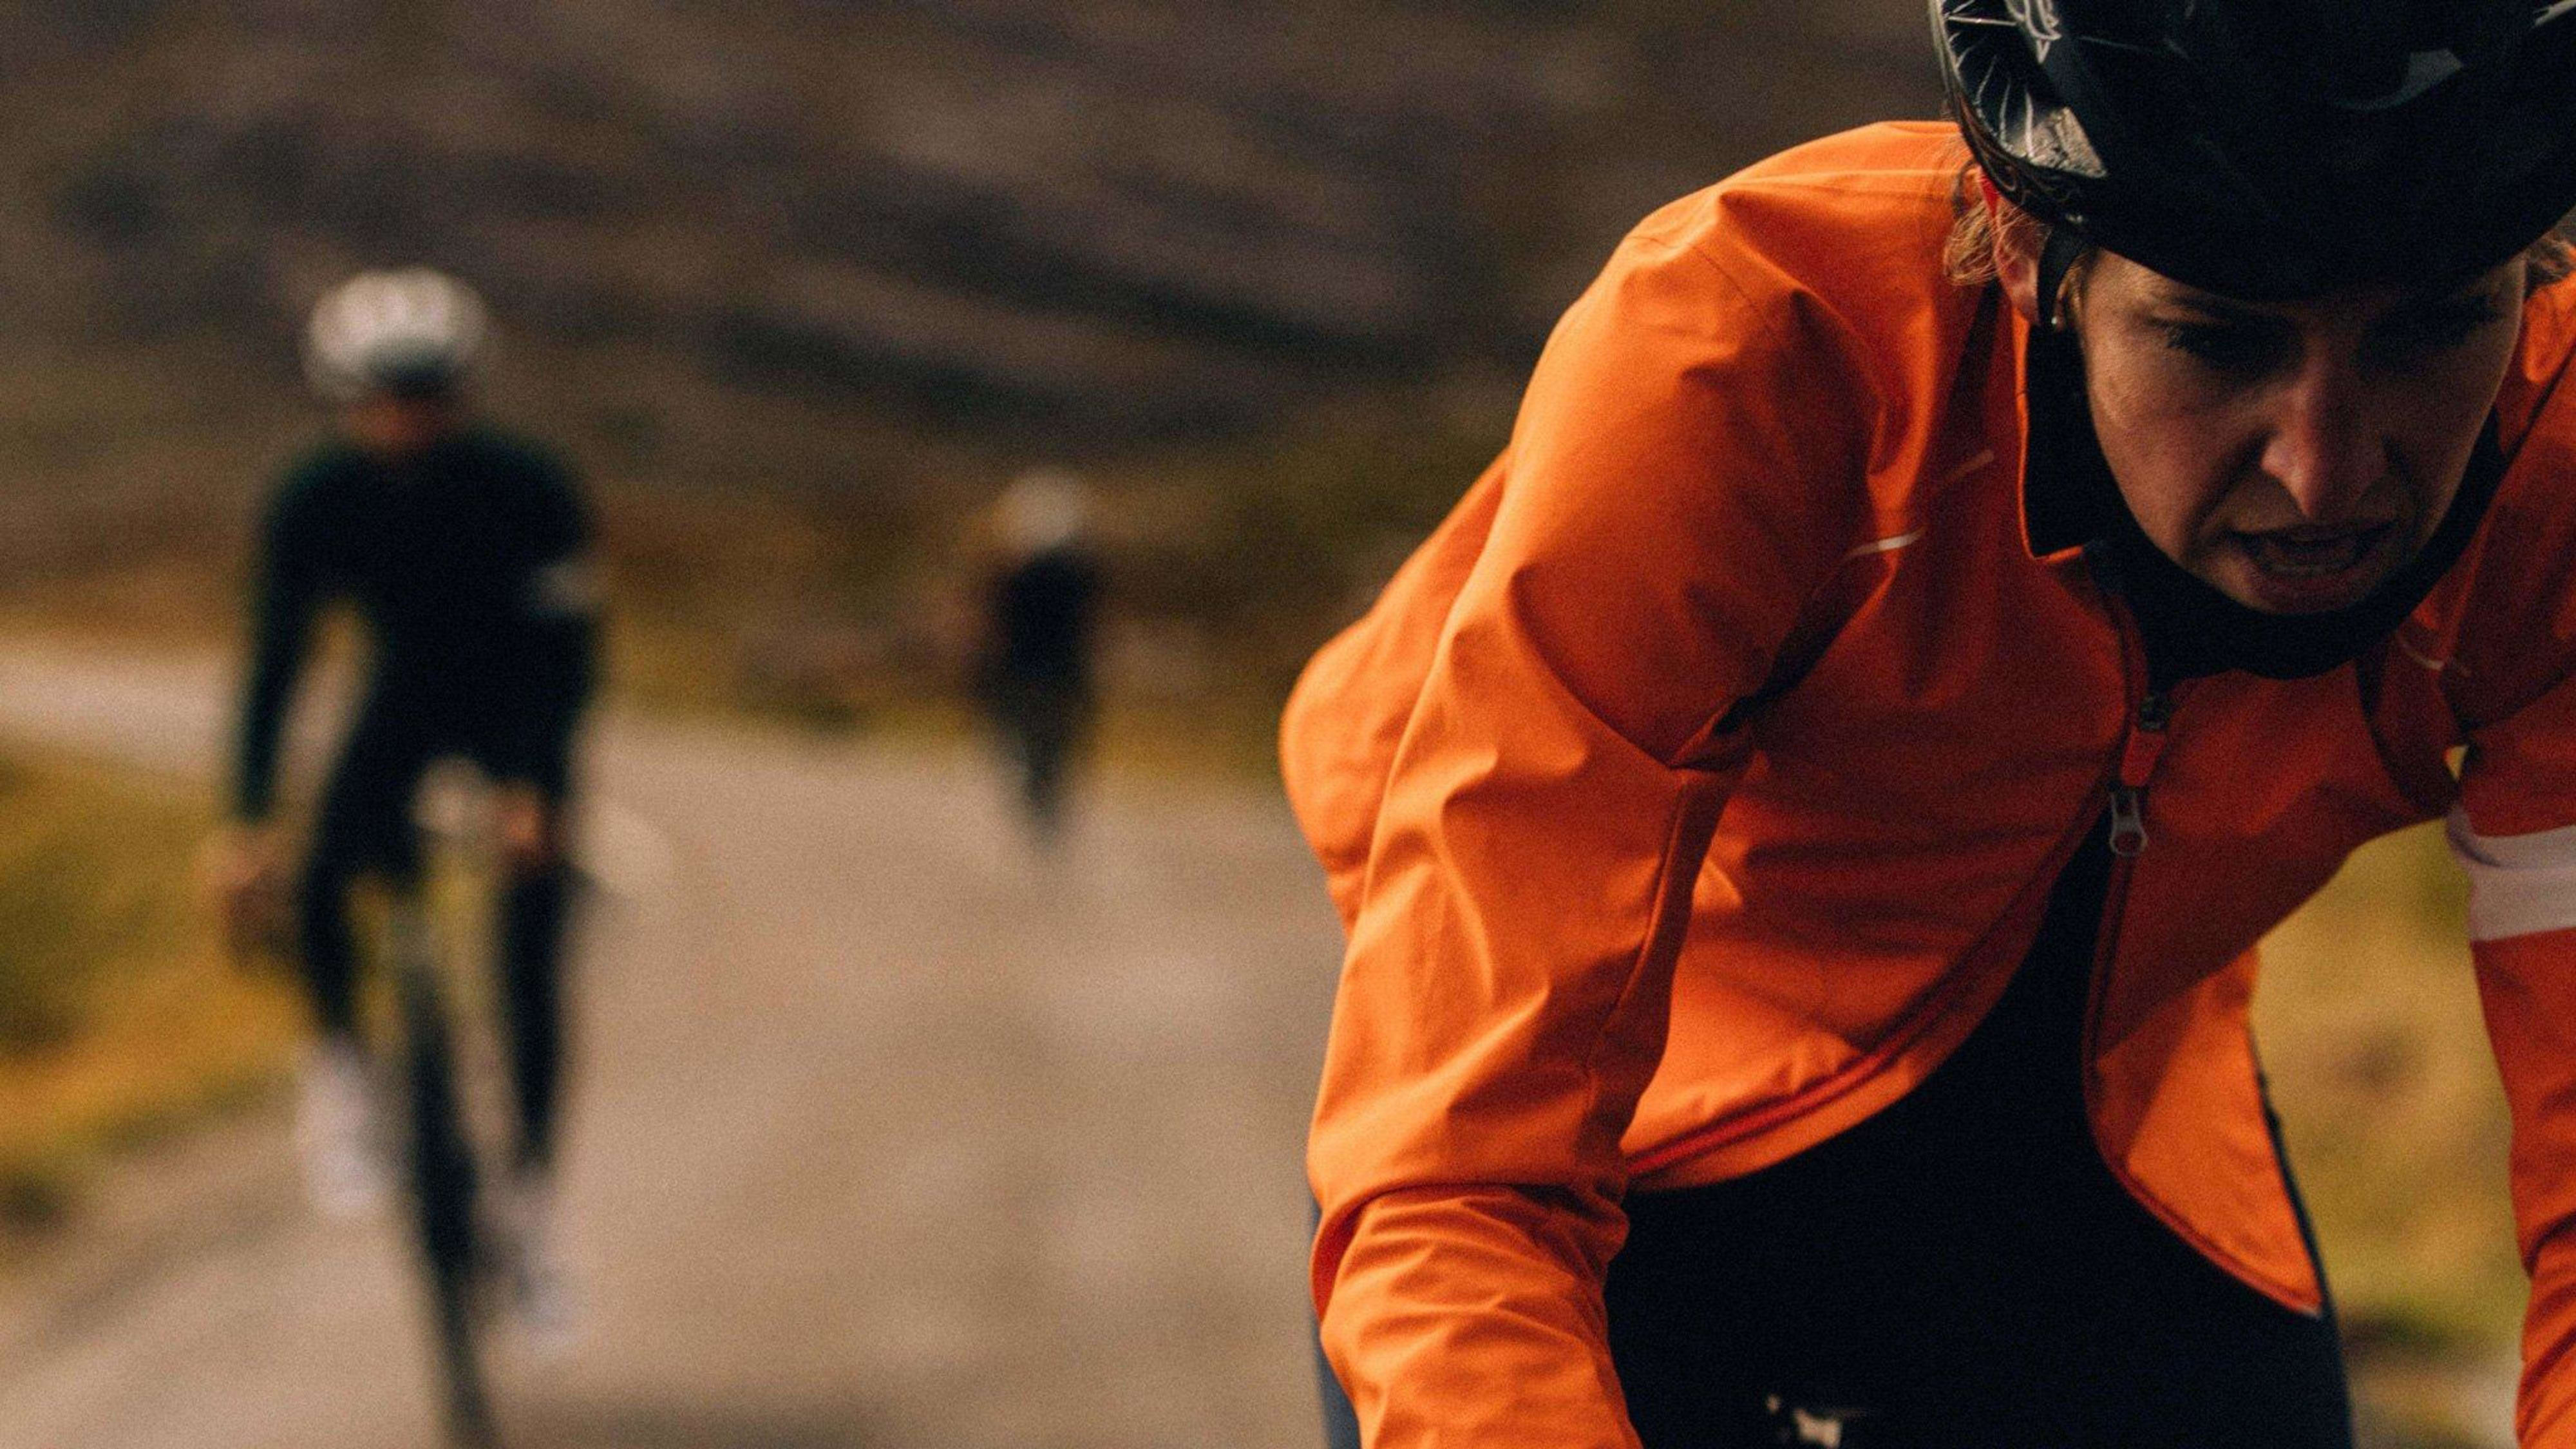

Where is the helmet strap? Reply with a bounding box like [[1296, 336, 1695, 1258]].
[[2035, 226, 2088, 332], [1975, 172, 2088, 332]]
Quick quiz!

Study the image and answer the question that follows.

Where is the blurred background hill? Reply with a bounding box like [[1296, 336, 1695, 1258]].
[[0, 0, 1942, 737], [4, 0, 1936, 428]]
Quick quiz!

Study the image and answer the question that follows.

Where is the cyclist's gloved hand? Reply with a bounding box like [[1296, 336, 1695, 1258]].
[[204, 823, 290, 962]]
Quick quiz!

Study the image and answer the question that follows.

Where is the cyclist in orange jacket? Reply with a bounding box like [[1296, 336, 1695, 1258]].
[[1285, 3, 2576, 1444]]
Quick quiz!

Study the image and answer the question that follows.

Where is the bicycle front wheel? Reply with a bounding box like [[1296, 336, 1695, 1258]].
[[395, 916, 500, 1448]]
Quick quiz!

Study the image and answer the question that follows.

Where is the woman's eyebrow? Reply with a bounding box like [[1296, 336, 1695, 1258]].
[[2147, 294, 2283, 325], [2398, 281, 2507, 310]]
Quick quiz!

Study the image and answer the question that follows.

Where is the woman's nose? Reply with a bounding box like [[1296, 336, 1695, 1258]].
[[2258, 364, 2385, 522]]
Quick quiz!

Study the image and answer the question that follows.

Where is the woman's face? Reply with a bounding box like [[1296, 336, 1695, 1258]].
[[2070, 253, 2526, 614]]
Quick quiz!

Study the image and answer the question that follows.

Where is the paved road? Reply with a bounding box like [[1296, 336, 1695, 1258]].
[[0, 645, 1343, 1449]]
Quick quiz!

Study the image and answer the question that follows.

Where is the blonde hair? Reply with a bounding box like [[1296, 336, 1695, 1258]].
[[1942, 166, 2038, 290]]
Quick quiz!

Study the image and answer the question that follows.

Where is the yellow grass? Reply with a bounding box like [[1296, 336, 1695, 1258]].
[[0, 745, 301, 1234], [2257, 823, 2521, 1347], [2257, 822, 2523, 1442]]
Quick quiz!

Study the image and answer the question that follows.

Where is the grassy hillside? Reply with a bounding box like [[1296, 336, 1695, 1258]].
[[0, 746, 298, 1242]]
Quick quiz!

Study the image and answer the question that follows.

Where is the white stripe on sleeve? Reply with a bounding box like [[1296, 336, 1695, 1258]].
[[2446, 808, 2576, 943]]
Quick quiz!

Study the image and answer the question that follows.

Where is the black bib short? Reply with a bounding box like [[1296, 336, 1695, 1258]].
[[1602, 826, 2352, 1448]]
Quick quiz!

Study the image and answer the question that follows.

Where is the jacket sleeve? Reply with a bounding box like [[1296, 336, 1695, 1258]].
[[494, 453, 602, 795], [234, 471, 328, 822], [2453, 665, 2576, 1449], [1306, 217, 1866, 1449], [1280, 452, 1507, 932], [2447, 294, 2576, 1449]]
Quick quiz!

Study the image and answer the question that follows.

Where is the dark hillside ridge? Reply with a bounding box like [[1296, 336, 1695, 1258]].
[[2, 0, 1939, 443]]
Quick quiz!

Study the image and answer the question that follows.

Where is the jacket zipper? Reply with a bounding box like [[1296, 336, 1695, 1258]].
[[2078, 597, 2246, 1294], [2084, 620, 2322, 1314], [2088, 635, 2164, 1105], [2099, 573, 2176, 858], [2082, 589, 2165, 1107], [2107, 685, 2172, 857]]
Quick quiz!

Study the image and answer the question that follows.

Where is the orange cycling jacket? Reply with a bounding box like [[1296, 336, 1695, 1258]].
[[1284, 121, 2576, 1449]]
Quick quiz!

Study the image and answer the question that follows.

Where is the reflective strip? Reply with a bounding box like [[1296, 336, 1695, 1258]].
[[1935, 449, 1996, 488], [2394, 625, 2468, 678], [529, 557, 604, 618], [2394, 637, 2447, 674], [1843, 532, 1922, 562], [1836, 451, 1989, 563], [2446, 808, 2576, 942]]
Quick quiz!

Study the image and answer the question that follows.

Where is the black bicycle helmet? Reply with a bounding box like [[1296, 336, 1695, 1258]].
[[1936, 0, 2576, 300]]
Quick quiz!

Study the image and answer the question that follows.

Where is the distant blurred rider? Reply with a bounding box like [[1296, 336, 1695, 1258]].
[[975, 468, 1104, 846], [213, 270, 599, 1318]]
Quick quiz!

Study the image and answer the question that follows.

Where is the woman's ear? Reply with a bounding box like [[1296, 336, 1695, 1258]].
[[1975, 171, 2048, 325], [1994, 222, 2043, 325]]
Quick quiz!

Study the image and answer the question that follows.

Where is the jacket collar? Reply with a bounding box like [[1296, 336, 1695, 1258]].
[[2010, 305, 2092, 561]]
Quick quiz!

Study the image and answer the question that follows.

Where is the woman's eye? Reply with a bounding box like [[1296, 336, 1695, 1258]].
[[2379, 301, 2505, 358], [2159, 322, 2280, 373]]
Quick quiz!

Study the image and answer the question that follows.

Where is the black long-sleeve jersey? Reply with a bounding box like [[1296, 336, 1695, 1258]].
[[234, 428, 600, 820]]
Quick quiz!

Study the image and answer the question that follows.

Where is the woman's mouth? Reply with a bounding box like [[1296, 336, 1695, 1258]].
[[2227, 522, 2400, 610]]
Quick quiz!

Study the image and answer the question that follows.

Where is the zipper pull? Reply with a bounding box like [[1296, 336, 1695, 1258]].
[[2108, 784, 2148, 857], [2107, 690, 2170, 858]]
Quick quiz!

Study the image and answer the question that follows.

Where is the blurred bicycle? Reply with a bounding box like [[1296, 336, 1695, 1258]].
[[219, 762, 570, 1448], [375, 764, 558, 1448]]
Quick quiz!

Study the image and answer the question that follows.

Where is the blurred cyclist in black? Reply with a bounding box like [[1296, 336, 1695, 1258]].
[[975, 469, 1104, 847], [213, 269, 599, 1329]]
